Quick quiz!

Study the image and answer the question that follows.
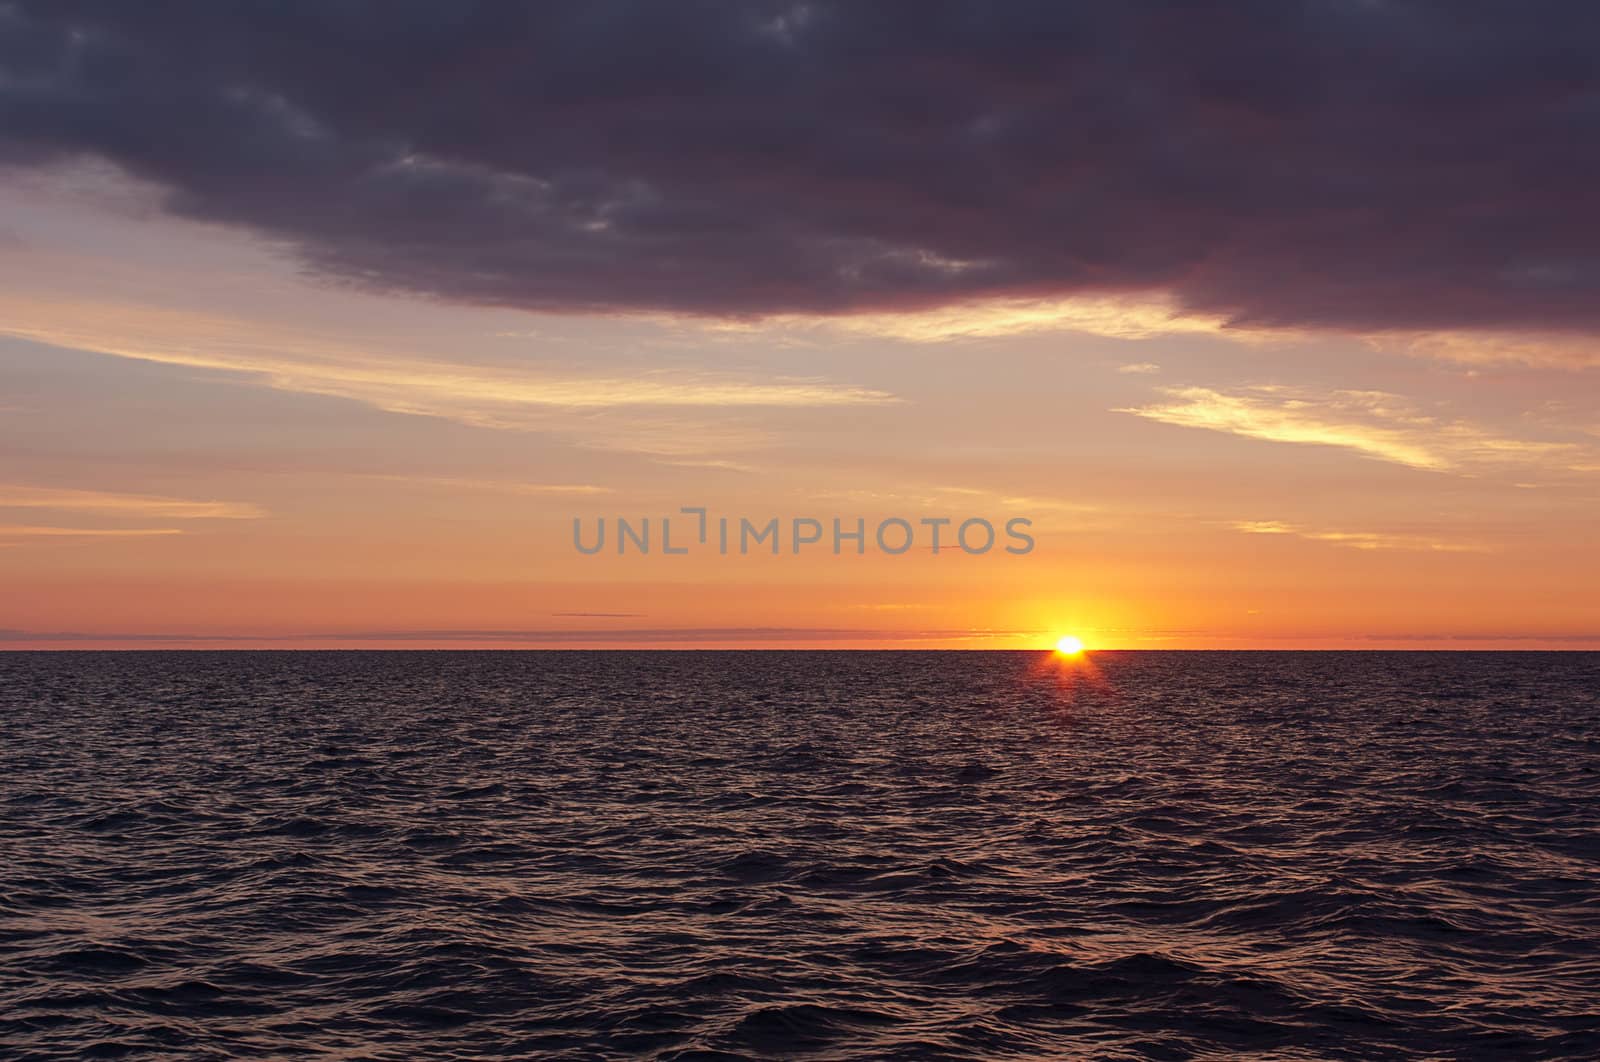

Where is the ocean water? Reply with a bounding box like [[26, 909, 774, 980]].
[[1, 651, 1597, 1060]]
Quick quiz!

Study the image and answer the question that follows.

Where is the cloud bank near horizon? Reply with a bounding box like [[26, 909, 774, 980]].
[[3, 1, 1600, 341]]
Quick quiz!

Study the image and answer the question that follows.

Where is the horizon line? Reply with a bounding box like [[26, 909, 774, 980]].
[[3, 646, 1598, 653]]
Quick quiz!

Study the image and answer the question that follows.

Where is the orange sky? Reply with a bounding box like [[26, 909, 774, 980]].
[[2, 173, 1598, 650]]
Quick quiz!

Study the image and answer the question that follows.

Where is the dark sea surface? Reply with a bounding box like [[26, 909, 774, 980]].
[[2, 651, 1598, 1060]]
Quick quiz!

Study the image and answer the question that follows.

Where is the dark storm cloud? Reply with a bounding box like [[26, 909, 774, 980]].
[[3, 0, 1600, 332]]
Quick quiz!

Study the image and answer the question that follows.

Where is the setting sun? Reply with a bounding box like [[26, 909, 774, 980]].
[[1055, 635, 1085, 655]]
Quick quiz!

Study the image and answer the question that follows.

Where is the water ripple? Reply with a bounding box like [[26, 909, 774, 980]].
[[1, 650, 1598, 1058]]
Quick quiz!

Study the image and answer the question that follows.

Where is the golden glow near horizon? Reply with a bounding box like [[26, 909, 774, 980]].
[[1, 177, 1599, 650]]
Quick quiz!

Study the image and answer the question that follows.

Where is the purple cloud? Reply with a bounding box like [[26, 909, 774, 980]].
[[3, 1, 1599, 332]]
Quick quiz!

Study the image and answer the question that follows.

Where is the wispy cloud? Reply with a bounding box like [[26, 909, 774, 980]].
[[1121, 386, 1592, 474], [0, 525, 183, 538], [0, 296, 899, 430], [649, 456, 757, 473], [1380, 331, 1600, 370], [1118, 362, 1163, 375], [0, 484, 265, 519], [810, 484, 1103, 515], [738, 294, 1251, 343], [356, 475, 613, 496], [1232, 520, 1491, 553]]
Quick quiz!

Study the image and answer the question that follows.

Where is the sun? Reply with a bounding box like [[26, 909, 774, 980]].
[[1054, 635, 1085, 656]]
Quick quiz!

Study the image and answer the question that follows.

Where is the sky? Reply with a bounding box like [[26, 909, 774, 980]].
[[1, 1, 1598, 649]]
